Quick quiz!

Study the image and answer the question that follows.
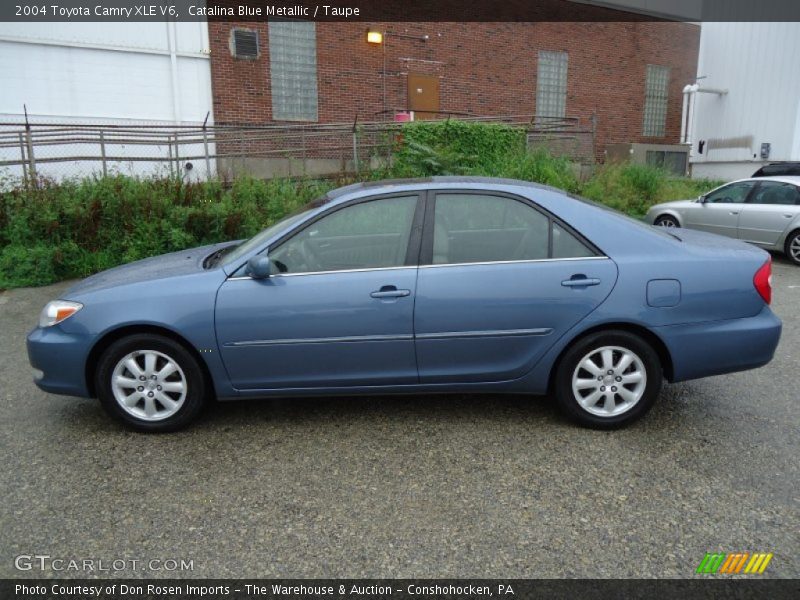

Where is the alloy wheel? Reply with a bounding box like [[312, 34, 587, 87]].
[[571, 346, 647, 417], [790, 235, 800, 262], [111, 350, 187, 421]]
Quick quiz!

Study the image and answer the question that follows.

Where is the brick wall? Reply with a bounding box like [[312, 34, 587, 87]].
[[208, 20, 699, 160]]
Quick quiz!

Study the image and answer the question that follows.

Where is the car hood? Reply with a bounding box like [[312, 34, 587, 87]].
[[64, 241, 237, 297], [650, 199, 696, 211]]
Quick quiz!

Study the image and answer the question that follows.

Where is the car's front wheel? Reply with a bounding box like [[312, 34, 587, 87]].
[[784, 230, 800, 266], [654, 215, 679, 228], [554, 330, 662, 428], [95, 334, 207, 432]]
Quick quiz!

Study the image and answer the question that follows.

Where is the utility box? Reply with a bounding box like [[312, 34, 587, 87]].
[[605, 143, 690, 176]]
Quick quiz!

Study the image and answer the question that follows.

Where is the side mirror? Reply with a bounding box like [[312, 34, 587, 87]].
[[247, 255, 271, 279], [698, 195, 707, 204]]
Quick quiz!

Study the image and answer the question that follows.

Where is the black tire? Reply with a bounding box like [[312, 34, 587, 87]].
[[784, 230, 800, 266], [554, 330, 663, 429], [95, 334, 207, 432], [654, 215, 680, 228]]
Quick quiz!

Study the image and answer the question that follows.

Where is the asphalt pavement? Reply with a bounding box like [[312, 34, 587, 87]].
[[1, 257, 798, 579]]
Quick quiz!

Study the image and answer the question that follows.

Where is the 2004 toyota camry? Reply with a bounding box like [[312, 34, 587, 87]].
[[27, 177, 782, 432]]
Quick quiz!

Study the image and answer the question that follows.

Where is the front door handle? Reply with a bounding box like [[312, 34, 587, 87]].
[[562, 275, 601, 288], [370, 285, 411, 299], [729, 211, 740, 215]]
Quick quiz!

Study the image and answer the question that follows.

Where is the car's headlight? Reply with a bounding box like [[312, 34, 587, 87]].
[[39, 300, 83, 328]]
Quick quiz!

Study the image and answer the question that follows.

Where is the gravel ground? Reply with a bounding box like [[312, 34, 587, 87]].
[[1, 257, 798, 579]]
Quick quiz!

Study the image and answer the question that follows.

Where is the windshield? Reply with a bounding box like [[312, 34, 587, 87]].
[[219, 208, 314, 268]]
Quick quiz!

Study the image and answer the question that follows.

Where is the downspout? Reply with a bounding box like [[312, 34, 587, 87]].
[[681, 84, 691, 144], [682, 83, 728, 157], [685, 84, 697, 153]]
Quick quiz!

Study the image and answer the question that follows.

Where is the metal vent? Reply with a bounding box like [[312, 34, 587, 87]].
[[232, 29, 259, 59]]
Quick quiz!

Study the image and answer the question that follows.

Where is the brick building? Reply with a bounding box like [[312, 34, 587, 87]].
[[208, 18, 699, 167]]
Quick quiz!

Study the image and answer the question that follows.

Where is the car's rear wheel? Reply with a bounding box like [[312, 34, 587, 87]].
[[655, 215, 679, 228], [784, 230, 800, 266], [554, 330, 662, 428], [95, 334, 207, 432]]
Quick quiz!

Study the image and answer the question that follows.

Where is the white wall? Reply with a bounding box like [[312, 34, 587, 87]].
[[0, 22, 214, 180], [689, 22, 800, 179], [0, 22, 212, 123]]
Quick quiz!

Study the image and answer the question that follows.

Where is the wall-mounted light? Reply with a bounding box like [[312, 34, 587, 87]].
[[366, 30, 383, 45]]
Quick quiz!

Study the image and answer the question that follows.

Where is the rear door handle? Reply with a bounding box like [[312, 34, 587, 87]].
[[729, 211, 740, 215], [562, 276, 601, 288], [370, 286, 410, 299]]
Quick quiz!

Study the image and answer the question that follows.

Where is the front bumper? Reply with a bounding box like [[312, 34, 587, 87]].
[[27, 326, 93, 398], [656, 306, 782, 383]]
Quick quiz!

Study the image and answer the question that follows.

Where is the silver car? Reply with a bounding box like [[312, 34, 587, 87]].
[[646, 176, 800, 266]]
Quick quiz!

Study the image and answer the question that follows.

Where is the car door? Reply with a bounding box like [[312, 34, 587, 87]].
[[682, 181, 757, 238], [215, 193, 423, 390], [737, 180, 800, 247], [413, 191, 618, 383]]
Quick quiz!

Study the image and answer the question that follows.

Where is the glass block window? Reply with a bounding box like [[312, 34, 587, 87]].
[[268, 21, 318, 121], [536, 51, 568, 120], [643, 65, 670, 137]]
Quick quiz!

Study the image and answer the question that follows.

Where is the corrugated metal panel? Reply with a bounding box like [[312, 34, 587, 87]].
[[0, 22, 212, 123], [692, 22, 800, 165], [0, 22, 214, 179]]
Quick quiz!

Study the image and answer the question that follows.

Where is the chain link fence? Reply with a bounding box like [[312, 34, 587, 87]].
[[0, 115, 596, 185]]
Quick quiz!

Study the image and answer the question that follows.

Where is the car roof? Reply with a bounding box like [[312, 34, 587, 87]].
[[326, 176, 561, 200], [733, 175, 800, 186]]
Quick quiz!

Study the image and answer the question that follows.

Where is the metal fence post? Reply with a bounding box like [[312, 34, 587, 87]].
[[203, 130, 211, 180], [99, 130, 108, 177], [167, 137, 175, 179], [202, 111, 211, 180], [301, 125, 307, 176], [17, 132, 28, 185], [352, 114, 360, 174], [173, 133, 181, 180], [23, 106, 37, 184]]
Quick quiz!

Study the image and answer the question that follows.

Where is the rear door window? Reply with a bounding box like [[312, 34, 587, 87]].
[[431, 192, 596, 264], [748, 181, 800, 206]]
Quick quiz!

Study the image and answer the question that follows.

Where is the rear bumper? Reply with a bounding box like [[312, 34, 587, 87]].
[[656, 306, 782, 383], [27, 326, 93, 398]]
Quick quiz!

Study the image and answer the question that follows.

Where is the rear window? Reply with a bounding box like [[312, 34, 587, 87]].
[[753, 164, 800, 177], [569, 193, 680, 241]]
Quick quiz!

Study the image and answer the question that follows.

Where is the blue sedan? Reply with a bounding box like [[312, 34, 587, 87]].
[[27, 177, 782, 431]]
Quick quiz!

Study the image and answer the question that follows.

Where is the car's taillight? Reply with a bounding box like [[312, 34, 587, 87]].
[[753, 257, 772, 305]]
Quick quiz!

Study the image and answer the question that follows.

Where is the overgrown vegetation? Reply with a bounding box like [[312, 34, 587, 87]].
[[0, 120, 723, 289], [0, 176, 333, 288], [581, 163, 721, 217]]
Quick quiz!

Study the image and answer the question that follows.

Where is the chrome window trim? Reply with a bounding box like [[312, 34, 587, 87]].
[[419, 256, 610, 269], [227, 256, 610, 280], [227, 265, 417, 281]]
